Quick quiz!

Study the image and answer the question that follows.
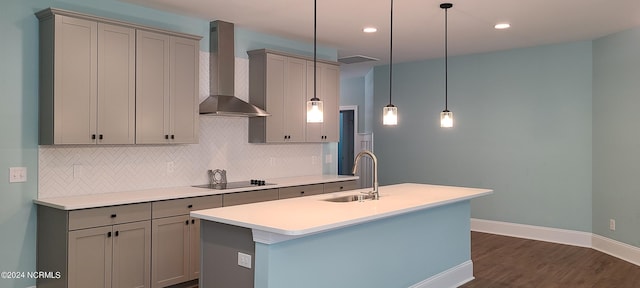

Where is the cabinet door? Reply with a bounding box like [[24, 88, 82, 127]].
[[189, 217, 201, 280], [112, 221, 151, 288], [136, 30, 170, 144], [283, 57, 307, 142], [54, 15, 98, 144], [170, 37, 199, 144], [306, 62, 340, 142], [68, 226, 113, 288], [320, 63, 340, 142], [152, 215, 190, 288], [265, 54, 286, 142], [97, 23, 136, 144]]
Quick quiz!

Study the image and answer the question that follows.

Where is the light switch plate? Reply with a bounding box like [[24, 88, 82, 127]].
[[238, 252, 252, 269], [9, 167, 27, 183]]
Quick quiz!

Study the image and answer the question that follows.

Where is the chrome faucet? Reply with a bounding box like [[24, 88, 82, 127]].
[[352, 150, 379, 200]]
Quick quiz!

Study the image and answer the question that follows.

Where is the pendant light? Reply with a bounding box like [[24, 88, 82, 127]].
[[440, 3, 453, 128], [306, 0, 324, 123], [383, 0, 398, 125]]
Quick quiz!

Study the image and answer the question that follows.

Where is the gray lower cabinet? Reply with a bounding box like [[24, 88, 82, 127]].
[[278, 184, 324, 199], [37, 203, 152, 288], [151, 195, 222, 288], [223, 189, 280, 206], [323, 180, 358, 193]]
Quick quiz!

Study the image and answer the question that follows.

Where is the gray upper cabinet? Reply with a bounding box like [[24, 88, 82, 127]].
[[248, 49, 340, 143], [248, 51, 307, 143], [136, 30, 199, 144], [37, 8, 200, 145], [38, 12, 136, 145], [306, 61, 340, 143]]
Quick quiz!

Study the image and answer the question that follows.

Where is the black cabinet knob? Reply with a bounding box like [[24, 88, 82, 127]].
[[165, 135, 169, 139], [115, 231, 119, 237], [188, 204, 193, 209], [110, 214, 117, 218], [185, 220, 189, 225], [191, 219, 195, 224], [300, 191, 305, 194], [92, 134, 96, 140], [107, 232, 112, 238], [99, 134, 103, 140], [171, 135, 175, 139]]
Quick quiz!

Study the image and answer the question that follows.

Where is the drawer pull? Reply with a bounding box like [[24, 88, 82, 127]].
[[300, 191, 305, 194], [191, 219, 195, 224], [340, 186, 344, 190], [110, 214, 117, 218], [115, 231, 119, 237], [188, 204, 193, 209], [185, 220, 189, 225], [107, 232, 112, 238]]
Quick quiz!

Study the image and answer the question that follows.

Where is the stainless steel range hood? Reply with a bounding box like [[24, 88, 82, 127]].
[[200, 20, 269, 117]]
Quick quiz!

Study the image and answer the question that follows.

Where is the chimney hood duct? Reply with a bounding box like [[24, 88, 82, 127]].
[[200, 20, 269, 117]]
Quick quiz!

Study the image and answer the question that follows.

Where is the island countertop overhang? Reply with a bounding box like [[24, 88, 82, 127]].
[[191, 183, 492, 243]]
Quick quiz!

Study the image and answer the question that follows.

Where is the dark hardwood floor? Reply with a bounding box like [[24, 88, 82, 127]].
[[460, 232, 640, 288]]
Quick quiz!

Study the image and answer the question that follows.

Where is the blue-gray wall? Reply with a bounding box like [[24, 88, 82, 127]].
[[593, 27, 640, 247], [340, 76, 366, 133], [0, 1, 335, 287], [372, 41, 594, 233]]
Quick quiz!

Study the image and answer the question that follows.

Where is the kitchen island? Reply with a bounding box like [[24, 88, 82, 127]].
[[191, 183, 492, 288]]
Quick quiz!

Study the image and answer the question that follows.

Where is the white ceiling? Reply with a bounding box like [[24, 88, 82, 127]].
[[122, 0, 640, 78]]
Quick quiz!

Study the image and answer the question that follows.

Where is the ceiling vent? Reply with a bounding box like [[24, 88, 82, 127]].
[[338, 55, 379, 64]]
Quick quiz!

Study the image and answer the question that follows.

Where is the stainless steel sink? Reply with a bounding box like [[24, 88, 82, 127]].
[[323, 194, 374, 203]]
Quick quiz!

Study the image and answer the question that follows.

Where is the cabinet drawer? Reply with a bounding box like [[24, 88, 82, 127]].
[[222, 189, 279, 207], [279, 184, 324, 199], [69, 202, 151, 230], [152, 195, 222, 219], [324, 180, 358, 193]]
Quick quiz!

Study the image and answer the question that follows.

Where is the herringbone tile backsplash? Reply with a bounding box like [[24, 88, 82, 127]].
[[38, 55, 323, 198]]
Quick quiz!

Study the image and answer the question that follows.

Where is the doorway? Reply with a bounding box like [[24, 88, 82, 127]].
[[338, 106, 357, 175]]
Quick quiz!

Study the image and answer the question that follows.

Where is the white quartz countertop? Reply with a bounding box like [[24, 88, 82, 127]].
[[191, 183, 492, 243], [34, 175, 358, 210]]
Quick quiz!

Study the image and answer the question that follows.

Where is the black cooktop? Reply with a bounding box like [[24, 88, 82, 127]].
[[192, 180, 274, 190]]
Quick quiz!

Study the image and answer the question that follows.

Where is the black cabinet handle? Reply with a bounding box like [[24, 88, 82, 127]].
[[191, 219, 195, 224], [115, 231, 119, 237], [188, 204, 193, 209], [300, 191, 305, 194], [110, 214, 117, 218], [107, 232, 112, 238], [165, 135, 169, 139], [92, 134, 96, 140], [171, 135, 175, 139], [99, 134, 103, 140], [340, 186, 344, 190], [185, 220, 189, 225]]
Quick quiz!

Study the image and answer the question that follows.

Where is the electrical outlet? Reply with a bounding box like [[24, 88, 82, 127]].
[[609, 219, 616, 231], [238, 252, 252, 269], [9, 167, 27, 183]]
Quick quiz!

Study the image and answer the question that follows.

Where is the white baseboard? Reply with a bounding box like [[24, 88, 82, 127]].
[[592, 234, 640, 266], [409, 260, 474, 288], [471, 218, 592, 247], [471, 218, 640, 267]]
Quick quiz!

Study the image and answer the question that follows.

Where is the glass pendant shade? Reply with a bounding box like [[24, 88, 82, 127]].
[[306, 99, 324, 123], [383, 105, 398, 125], [440, 110, 453, 128]]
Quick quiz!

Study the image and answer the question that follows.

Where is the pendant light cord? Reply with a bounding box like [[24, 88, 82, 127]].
[[444, 5, 449, 111], [389, 0, 394, 106], [313, 0, 317, 100]]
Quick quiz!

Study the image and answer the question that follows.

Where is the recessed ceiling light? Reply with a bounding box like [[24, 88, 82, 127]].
[[494, 23, 511, 30], [363, 27, 378, 33]]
